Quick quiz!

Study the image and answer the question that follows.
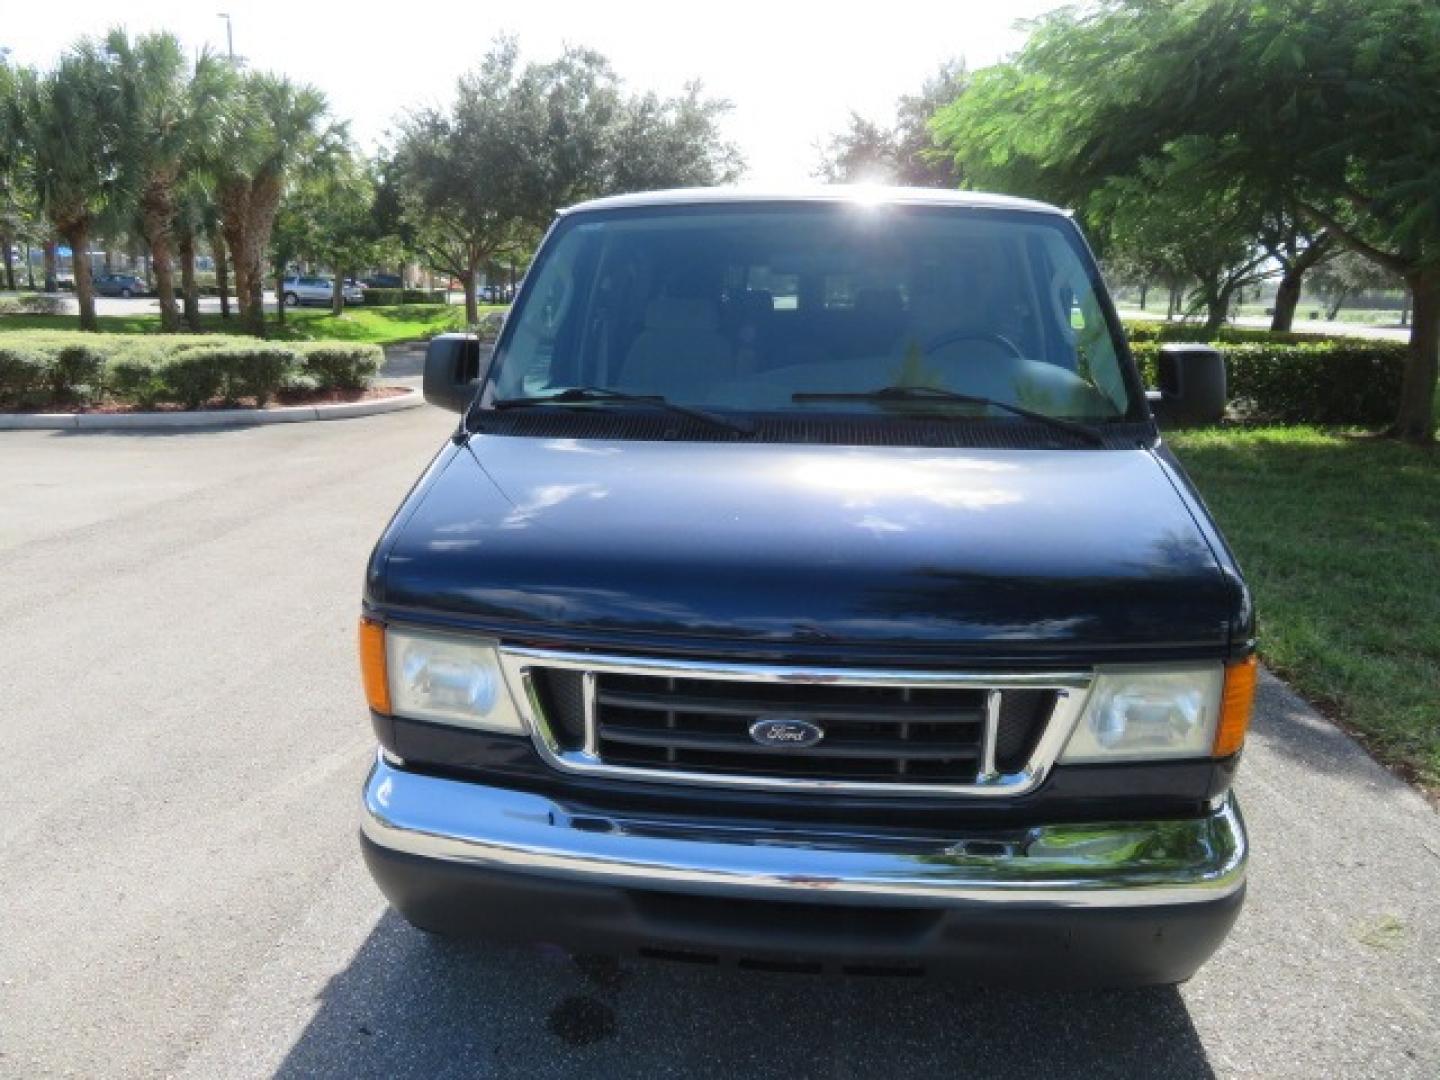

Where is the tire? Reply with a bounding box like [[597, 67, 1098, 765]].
[[283, 292, 299, 308]]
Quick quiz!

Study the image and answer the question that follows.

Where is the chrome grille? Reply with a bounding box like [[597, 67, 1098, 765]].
[[503, 647, 1089, 797], [593, 674, 995, 782]]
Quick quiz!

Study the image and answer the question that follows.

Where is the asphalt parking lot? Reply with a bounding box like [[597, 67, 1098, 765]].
[[0, 403, 1436, 1079]]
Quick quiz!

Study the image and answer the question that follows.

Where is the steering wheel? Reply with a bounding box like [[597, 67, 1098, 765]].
[[923, 329, 1024, 359]]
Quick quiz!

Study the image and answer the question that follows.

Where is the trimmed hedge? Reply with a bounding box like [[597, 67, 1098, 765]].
[[1125, 320, 1331, 346], [1130, 340, 1407, 425], [0, 293, 70, 316], [0, 331, 383, 410], [300, 343, 381, 390], [362, 287, 448, 306]]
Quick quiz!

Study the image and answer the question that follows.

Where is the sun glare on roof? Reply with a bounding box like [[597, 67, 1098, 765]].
[[846, 183, 890, 207]]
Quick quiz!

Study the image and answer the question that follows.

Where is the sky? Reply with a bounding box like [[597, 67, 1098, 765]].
[[2, 0, 1063, 183]]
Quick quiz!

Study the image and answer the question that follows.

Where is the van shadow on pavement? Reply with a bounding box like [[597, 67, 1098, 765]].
[[273, 911, 1213, 1079]]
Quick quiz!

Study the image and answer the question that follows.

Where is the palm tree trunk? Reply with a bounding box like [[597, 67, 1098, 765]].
[[43, 239, 58, 292], [146, 235, 180, 330], [61, 223, 98, 331], [0, 234, 14, 290], [217, 179, 253, 330], [140, 177, 180, 332], [178, 228, 201, 332], [225, 227, 267, 336], [243, 174, 284, 337], [219, 213, 260, 336], [1392, 271, 1439, 444], [228, 240, 250, 330], [212, 228, 231, 318]]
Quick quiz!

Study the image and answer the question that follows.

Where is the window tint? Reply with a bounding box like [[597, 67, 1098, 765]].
[[491, 204, 1133, 421]]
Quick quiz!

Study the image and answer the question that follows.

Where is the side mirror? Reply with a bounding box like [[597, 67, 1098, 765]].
[[423, 333, 485, 413], [1146, 344, 1226, 427]]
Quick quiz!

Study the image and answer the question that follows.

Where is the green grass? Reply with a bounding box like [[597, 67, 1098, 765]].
[[1170, 426, 1440, 789], [1231, 302, 1408, 326], [0, 303, 504, 345]]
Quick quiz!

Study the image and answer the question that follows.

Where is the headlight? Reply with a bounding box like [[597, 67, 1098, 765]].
[[373, 624, 525, 734], [1060, 663, 1224, 763]]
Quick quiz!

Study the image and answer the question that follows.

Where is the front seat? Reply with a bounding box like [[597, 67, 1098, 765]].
[[616, 298, 733, 395]]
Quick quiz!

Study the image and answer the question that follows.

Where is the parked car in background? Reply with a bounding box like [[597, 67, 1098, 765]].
[[92, 273, 146, 297], [281, 276, 365, 307], [364, 273, 403, 289], [358, 186, 1254, 987]]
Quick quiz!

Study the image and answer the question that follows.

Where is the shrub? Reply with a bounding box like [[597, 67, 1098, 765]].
[[0, 346, 48, 406], [1131, 340, 1407, 425], [1124, 320, 1330, 346], [362, 287, 448, 306], [0, 332, 382, 410], [301, 344, 381, 390], [218, 347, 297, 406], [161, 351, 227, 409], [50, 344, 105, 403], [0, 293, 70, 317], [108, 357, 167, 408]]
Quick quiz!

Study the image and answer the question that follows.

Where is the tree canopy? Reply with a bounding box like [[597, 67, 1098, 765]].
[[815, 59, 966, 187], [391, 36, 741, 322], [934, 0, 1440, 441]]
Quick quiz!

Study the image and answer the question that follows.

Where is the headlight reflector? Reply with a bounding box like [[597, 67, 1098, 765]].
[[1061, 664, 1224, 763], [382, 625, 524, 734]]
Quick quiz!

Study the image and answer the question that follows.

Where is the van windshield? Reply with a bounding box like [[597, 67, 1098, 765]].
[[487, 203, 1137, 424]]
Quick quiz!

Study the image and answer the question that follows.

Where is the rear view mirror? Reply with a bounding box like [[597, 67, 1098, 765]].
[[1147, 344, 1226, 427], [423, 334, 485, 413]]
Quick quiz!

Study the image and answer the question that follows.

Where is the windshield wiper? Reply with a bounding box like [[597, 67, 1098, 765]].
[[492, 387, 754, 435], [791, 386, 1106, 447]]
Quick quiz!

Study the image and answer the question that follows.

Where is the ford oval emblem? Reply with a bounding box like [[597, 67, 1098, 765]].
[[749, 717, 825, 749]]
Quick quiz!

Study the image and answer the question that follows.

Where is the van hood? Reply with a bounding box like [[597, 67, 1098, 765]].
[[374, 436, 1236, 654]]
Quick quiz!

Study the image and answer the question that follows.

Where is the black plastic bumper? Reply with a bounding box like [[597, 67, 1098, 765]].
[[362, 835, 1244, 987]]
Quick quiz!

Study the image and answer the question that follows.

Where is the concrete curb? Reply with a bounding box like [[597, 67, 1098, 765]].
[[0, 386, 423, 432]]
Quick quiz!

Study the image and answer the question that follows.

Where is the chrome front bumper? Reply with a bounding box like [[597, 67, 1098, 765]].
[[361, 754, 1247, 910]]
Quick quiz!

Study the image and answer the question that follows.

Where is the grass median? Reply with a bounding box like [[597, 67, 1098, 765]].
[[1171, 426, 1440, 790], [0, 302, 506, 345]]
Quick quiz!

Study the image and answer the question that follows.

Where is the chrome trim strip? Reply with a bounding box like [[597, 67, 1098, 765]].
[[501, 646, 1091, 689], [581, 670, 599, 758], [361, 754, 1247, 908], [498, 645, 1091, 798], [980, 689, 1001, 782]]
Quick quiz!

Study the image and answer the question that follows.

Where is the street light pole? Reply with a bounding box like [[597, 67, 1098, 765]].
[[217, 13, 234, 60]]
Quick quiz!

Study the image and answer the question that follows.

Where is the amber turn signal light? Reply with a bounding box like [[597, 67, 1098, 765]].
[[1213, 655, 1257, 758], [359, 616, 391, 715]]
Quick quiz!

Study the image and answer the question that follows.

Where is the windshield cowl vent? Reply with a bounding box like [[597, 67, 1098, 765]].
[[471, 411, 1151, 450]]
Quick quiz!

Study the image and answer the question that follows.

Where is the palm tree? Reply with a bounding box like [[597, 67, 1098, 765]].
[[16, 46, 120, 330], [172, 179, 214, 331], [0, 58, 24, 290], [106, 31, 228, 332], [215, 73, 341, 336]]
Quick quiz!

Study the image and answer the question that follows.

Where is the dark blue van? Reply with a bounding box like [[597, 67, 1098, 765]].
[[357, 187, 1254, 986]]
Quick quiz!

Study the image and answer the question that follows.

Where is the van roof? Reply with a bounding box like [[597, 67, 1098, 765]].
[[561, 185, 1066, 217]]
